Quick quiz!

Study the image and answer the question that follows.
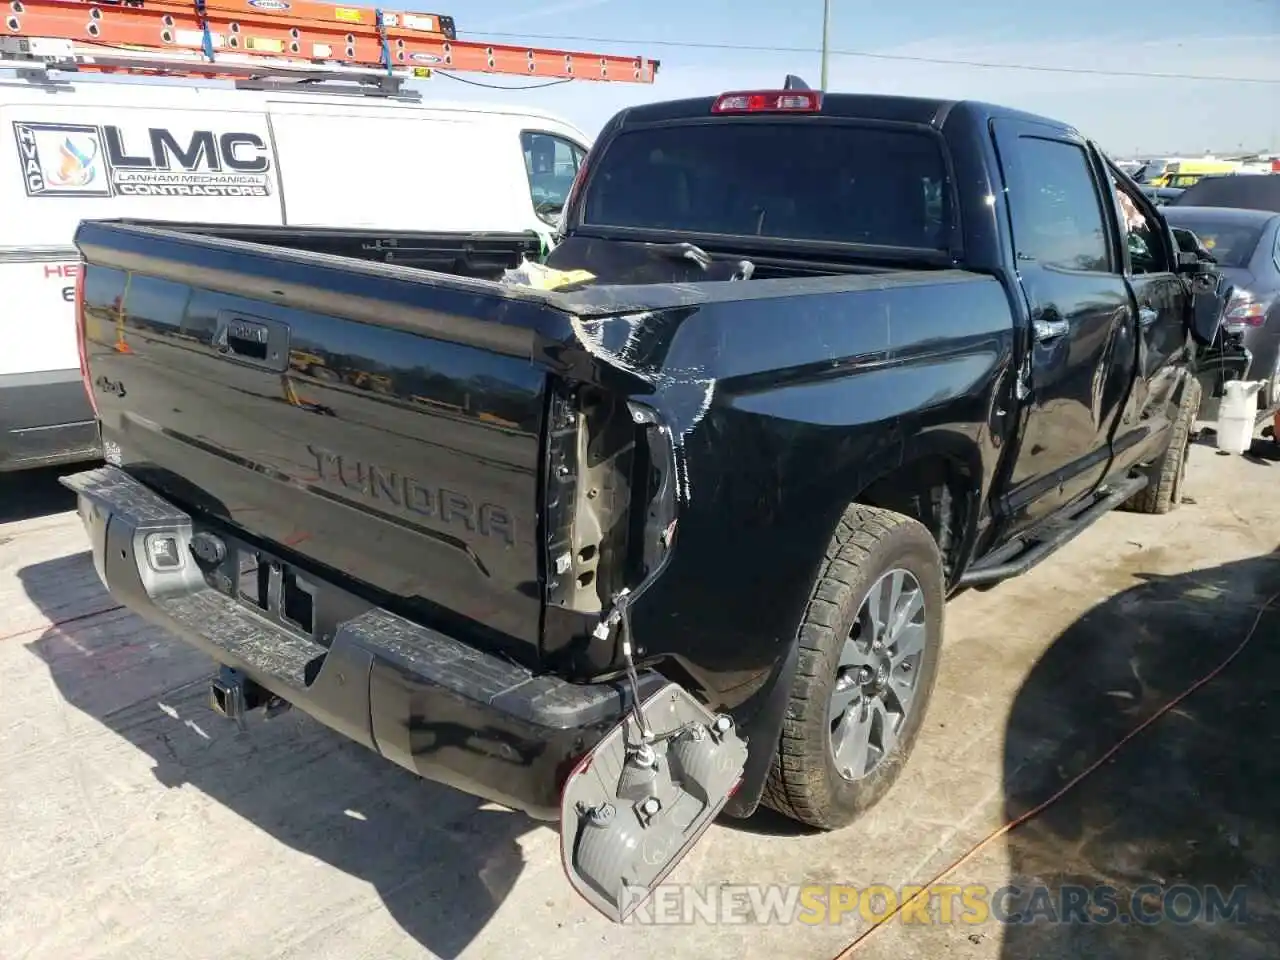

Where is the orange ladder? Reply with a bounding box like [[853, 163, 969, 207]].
[[1, 0, 658, 85]]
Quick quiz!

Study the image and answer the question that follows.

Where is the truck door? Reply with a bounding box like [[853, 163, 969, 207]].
[[991, 119, 1135, 535], [1098, 156, 1187, 474]]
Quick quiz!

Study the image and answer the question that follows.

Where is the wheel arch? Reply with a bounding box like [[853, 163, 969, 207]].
[[850, 430, 985, 588], [723, 431, 982, 819]]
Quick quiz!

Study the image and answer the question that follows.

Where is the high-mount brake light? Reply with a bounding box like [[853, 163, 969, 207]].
[[711, 90, 822, 114]]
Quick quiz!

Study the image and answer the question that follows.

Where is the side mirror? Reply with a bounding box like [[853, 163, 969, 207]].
[[1187, 270, 1233, 347], [1164, 225, 1229, 345]]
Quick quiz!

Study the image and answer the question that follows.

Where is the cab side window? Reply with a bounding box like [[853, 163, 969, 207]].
[[1005, 136, 1110, 273], [521, 131, 586, 224], [1110, 173, 1171, 275]]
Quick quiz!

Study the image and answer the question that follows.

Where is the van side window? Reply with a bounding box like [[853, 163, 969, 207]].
[[521, 132, 585, 224], [1005, 136, 1110, 273]]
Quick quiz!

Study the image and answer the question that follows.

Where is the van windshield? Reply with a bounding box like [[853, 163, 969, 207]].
[[580, 122, 952, 250]]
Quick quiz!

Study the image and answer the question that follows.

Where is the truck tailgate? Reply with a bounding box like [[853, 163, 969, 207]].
[[76, 221, 563, 661]]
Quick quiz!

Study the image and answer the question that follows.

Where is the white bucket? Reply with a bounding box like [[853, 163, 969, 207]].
[[1216, 380, 1263, 455]]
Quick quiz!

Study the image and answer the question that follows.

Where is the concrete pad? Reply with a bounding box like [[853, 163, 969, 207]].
[[2, 436, 1280, 959]]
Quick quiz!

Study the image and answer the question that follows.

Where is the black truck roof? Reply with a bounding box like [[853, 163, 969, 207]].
[[604, 91, 1082, 140]]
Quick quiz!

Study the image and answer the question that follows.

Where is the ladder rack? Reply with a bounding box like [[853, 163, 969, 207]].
[[0, 40, 431, 96], [1, 0, 659, 93]]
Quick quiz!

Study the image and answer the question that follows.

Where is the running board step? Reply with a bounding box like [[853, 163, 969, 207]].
[[958, 475, 1149, 588]]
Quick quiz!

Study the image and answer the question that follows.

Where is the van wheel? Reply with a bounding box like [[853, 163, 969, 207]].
[[762, 504, 944, 831], [1123, 375, 1202, 515]]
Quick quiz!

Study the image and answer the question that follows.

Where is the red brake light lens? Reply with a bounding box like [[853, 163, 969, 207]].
[[712, 90, 822, 114], [1225, 297, 1267, 328], [73, 262, 99, 418]]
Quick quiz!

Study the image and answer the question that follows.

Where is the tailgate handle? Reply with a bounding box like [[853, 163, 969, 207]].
[[215, 312, 289, 371]]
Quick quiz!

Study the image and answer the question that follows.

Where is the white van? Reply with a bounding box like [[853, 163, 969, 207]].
[[0, 75, 590, 471]]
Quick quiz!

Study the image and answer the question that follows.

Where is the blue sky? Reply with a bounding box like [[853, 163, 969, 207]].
[[419, 0, 1279, 156]]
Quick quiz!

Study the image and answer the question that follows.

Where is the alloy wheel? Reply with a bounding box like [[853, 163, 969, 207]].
[[828, 568, 928, 781]]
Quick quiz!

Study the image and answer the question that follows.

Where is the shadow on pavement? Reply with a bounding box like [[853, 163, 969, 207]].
[[1242, 437, 1280, 466], [0, 464, 87, 525], [999, 547, 1280, 959], [20, 549, 538, 959], [728, 804, 817, 838], [1193, 424, 1280, 465]]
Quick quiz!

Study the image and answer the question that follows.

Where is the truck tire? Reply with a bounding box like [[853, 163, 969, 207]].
[[762, 504, 945, 831], [1123, 375, 1202, 516]]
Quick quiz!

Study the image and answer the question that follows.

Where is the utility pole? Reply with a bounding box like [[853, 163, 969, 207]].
[[820, 0, 832, 90]]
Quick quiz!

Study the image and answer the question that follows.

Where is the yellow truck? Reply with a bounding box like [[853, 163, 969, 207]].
[[1148, 159, 1244, 188]]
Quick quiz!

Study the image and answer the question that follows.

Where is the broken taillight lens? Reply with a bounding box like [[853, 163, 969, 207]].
[[559, 682, 748, 924]]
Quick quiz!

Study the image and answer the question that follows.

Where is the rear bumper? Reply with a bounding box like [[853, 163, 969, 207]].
[[62, 465, 662, 821], [0, 370, 101, 472]]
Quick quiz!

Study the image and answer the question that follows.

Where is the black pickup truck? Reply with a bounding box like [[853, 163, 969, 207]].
[[63, 84, 1235, 922]]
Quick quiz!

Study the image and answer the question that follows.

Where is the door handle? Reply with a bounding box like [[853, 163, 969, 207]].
[[213, 310, 289, 372], [1033, 317, 1070, 343], [220, 318, 270, 358], [1139, 305, 1159, 327]]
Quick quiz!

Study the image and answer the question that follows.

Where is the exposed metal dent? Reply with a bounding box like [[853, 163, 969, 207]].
[[570, 311, 655, 379], [569, 310, 717, 502]]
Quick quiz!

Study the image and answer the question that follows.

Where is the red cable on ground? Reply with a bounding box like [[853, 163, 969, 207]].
[[0, 604, 125, 644], [830, 588, 1280, 959]]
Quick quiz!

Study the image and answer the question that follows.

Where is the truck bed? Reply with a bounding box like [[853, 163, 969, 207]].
[[126, 220, 546, 277], [75, 218, 1008, 674]]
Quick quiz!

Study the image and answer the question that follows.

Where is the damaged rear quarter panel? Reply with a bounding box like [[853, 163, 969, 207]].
[[559, 269, 1014, 724]]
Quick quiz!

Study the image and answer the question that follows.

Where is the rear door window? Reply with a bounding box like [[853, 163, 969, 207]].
[[1000, 136, 1111, 272], [580, 122, 952, 250]]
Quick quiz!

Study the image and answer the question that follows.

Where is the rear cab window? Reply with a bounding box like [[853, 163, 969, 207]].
[[578, 121, 953, 251]]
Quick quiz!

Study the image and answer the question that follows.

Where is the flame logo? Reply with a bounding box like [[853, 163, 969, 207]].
[[49, 136, 99, 187]]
